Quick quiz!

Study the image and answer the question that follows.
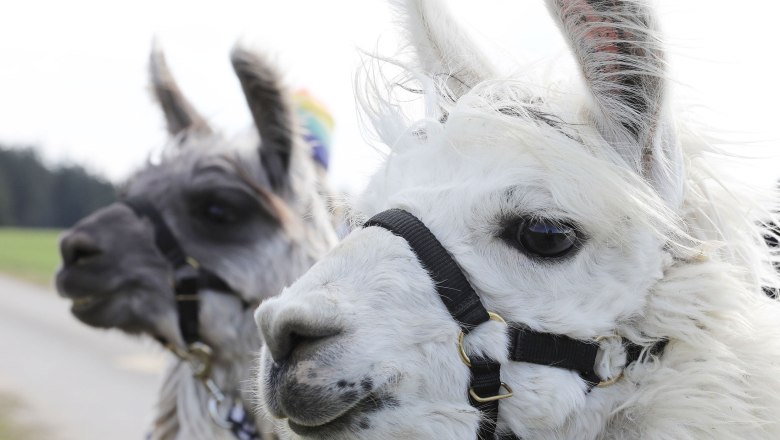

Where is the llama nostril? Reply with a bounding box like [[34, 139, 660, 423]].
[[60, 231, 103, 267], [267, 321, 341, 363], [256, 297, 343, 363]]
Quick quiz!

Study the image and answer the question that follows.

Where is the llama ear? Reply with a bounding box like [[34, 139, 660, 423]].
[[149, 43, 212, 137], [547, 0, 684, 208], [395, 0, 497, 100], [231, 47, 296, 192]]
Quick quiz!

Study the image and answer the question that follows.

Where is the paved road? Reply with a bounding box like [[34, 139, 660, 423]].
[[0, 274, 168, 440]]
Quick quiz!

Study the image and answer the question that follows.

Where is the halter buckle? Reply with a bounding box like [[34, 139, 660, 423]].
[[173, 262, 199, 291], [163, 342, 218, 386], [469, 382, 514, 403], [188, 342, 215, 382], [186, 256, 200, 268], [458, 311, 506, 368]]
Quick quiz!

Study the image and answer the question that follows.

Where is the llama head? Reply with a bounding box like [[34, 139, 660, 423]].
[[255, 0, 685, 438], [56, 45, 335, 352]]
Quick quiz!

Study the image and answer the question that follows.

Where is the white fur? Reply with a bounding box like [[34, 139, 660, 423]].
[[255, 0, 780, 439]]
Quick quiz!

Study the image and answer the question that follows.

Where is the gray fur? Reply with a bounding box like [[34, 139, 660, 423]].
[[149, 42, 213, 137], [231, 48, 297, 191], [56, 45, 337, 440]]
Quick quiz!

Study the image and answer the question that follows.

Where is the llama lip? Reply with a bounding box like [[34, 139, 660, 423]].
[[286, 405, 359, 436], [277, 382, 371, 432], [56, 268, 101, 298], [70, 294, 104, 312], [56, 269, 113, 312], [282, 383, 398, 436], [285, 393, 376, 436], [72, 295, 94, 305]]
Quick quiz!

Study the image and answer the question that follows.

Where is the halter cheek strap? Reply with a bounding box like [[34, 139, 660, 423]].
[[123, 197, 249, 345], [365, 209, 504, 439], [365, 208, 667, 440], [122, 197, 260, 440]]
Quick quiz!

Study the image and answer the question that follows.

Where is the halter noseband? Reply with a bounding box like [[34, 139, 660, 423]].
[[364, 208, 667, 440], [123, 197, 250, 344], [122, 197, 260, 440]]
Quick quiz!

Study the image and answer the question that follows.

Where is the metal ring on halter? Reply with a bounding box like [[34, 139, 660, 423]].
[[164, 342, 190, 360], [188, 342, 215, 382], [469, 382, 514, 403], [458, 311, 506, 368], [594, 335, 625, 387], [163, 342, 237, 430]]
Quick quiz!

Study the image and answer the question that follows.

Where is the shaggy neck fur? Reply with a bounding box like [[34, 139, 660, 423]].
[[147, 138, 336, 440], [150, 307, 269, 440], [592, 136, 780, 439]]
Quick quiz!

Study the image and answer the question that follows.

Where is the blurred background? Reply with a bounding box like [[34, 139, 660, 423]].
[[0, 0, 778, 438]]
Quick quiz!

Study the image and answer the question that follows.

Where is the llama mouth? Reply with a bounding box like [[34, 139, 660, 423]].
[[284, 389, 398, 436], [70, 294, 103, 311], [56, 271, 103, 309], [285, 395, 371, 436], [56, 267, 125, 309], [286, 409, 356, 436]]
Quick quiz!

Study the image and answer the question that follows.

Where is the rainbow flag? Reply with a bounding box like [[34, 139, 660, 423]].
[[294, 90, 334, 170]]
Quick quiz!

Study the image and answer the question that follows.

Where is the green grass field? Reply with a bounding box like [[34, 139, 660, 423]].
[[0, 228, 61, 286], [0, 229, 62, 439]]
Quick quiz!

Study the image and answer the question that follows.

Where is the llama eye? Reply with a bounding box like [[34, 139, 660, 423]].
[[513, 219, 578, 258], [187, 187, 268, 232], [201, 201, 238, 224]]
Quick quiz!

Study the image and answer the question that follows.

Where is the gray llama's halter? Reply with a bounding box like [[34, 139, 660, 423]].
[[123, 197, 260, 440]]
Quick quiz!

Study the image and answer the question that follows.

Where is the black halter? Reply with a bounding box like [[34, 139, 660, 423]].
[[122, 197, 260, 440], [123, 197, 250, 345], [364, 209, 667, 440]]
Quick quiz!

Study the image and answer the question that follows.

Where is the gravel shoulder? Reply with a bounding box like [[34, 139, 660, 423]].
[[0, 274, 168, 440]]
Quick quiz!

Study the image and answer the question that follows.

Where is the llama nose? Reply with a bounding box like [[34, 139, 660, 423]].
[[60, 230, 103, 267], [256, 296, 342, 363]]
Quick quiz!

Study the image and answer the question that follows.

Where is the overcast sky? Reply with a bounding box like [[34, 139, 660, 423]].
[[1, 1, 779, 193]]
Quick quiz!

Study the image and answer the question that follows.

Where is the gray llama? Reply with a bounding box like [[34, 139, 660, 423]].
[[56, 45, 337, 440]]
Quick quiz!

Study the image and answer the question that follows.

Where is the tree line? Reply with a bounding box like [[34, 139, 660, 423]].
[[0, 146, 116, 228]]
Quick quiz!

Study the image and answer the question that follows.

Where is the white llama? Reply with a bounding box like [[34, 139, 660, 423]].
[[253, 0, 780, 439]]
